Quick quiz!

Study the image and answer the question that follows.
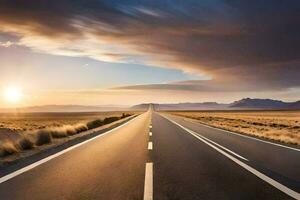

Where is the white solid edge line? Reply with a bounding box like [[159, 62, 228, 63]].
[[196, 131, 249, 161], [0, 114, 142, 184], [163, 116, 300, 200], [183, 116, 300, 152], [148, 142, 153, 150], [164, 115, 248, 161], [149, 132, 152, 136], [143, 162, 153, 200]]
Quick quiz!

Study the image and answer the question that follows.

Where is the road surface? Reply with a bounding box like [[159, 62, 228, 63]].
[[0, 110, 299, 199]]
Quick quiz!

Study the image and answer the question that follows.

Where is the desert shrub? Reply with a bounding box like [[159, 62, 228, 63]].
[[66, 129, 76, 135], [18, 136, 34, 150], [270, 123, 289, 128], [63, 125, 76, 136], [35, 130, 52, 146], [74, 124, 88, 133], [47, 125, 76, 138], [0, 141, 19, 157], [87, 119, 103, 129], [50, 124, 88, 137], [86, 116, 122, 130], [252, 122, 265, 126], [103, 117, 120, 124], [50, 128, 68, 138], [121, 113, 131, 119], [278, 124, 289, 128]]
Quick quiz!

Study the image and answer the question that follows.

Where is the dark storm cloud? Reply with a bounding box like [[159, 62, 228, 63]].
[[0, 0, 300, 91]]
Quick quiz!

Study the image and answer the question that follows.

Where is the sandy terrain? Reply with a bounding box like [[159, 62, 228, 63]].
[[167, 111, 300, 145]]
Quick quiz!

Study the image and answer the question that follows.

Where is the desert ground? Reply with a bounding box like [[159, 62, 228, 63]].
[[166, 110, 300, 145]]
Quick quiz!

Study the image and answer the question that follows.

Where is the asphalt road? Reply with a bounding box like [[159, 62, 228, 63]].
[[0, 110, 299, 200]]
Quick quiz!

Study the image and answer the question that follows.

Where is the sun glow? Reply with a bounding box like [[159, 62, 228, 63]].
[[3, 86, 23, 103]]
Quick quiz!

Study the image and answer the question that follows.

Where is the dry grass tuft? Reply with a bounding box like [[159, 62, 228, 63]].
[[103, 116, 120, 124], [74, 123, 88, 133], [35, 130, 52, 146], [0, 141, 19, 157], [17, 136, 34, 150], [63, 125, 77, 136], [40, 124, 87, 138], [48, 128, 69, 138], [87, 119, 103, 129]]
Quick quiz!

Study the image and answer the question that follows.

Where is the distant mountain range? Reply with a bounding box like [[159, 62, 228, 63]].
[[131, 98, 300, 111], [229, 98, 300, 109]]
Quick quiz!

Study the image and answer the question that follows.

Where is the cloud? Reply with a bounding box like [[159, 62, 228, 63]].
[[114, 78, 295, 92], [0, 41, 14, 47], [0, 0, 300, 91]]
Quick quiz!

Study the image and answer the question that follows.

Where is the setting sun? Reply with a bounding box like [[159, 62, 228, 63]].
[[3, 86, 23, 103]]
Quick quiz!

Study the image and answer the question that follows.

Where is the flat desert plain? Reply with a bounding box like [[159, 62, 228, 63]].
[[167, 110, 300, 145]]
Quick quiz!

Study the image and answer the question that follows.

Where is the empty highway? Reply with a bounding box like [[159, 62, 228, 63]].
[[0, 110, 299, 200]]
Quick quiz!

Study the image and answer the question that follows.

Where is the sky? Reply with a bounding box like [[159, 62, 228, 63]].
[[0, 0, 299, 107]]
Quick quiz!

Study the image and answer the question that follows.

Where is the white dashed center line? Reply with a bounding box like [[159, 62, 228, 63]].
[[148, 142, 153, 150], [143, 162, 153, 200]]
